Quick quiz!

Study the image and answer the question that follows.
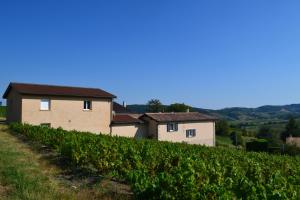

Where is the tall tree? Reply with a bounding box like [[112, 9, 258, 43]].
[[167, 103, 191, 112], [230, 131, 243, 146], [147, 99, 163, 113], [257, 126, 281, 146], [257, 126, 272, 139], [281, 117, 300, 141], [216, 120, 230, 136]]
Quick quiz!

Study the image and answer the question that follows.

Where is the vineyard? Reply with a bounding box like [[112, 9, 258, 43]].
[[9, 123, 300, 199]]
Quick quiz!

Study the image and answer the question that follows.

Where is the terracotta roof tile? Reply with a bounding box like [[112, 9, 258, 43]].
[[113, 102, 132, 113], [3, 82, 116, 99], [143, 112, 216, 123], [112, 114, 144, 125]]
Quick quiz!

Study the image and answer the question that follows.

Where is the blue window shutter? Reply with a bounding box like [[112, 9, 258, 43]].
[[167, 124, 170, 132], [175, 123, 178, 131]]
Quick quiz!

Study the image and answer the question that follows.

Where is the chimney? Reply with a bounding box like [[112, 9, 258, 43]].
[[123, 101, 127, 108], [186, 108, 190, 113]]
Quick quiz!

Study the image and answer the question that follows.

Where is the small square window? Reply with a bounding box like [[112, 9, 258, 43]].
[[83, 100, 92, 110], [186, 129, 196, 138], [40, 99, 50, 110], [167, 122, 178, 132]]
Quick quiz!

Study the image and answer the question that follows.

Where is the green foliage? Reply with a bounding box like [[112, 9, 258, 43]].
[[257, 126, 282, 146], [167, 103, 191, 112], [246, 139, 269, 152], [257, 126, 272, 139], [147, 99, 163, 113], [286, 117, 298, 132], [230, 131, 244, 146], [281, 117, 300, 141], [216, 120, 230, 136], [0, 106, 6, 118], [216, 135, 235, 148], [9, 123, 300, 199], [284, 144, 300, 156]]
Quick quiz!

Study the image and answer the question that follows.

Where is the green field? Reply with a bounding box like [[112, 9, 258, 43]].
[[9, 123, 300, 199], [216, 135, 235, 147]]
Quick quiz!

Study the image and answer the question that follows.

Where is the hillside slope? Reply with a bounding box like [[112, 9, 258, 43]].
[[128, 104, 300, 121]]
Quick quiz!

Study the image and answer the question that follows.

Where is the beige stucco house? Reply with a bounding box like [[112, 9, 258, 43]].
[[3, 82, 216, 146], [3, 82, 115, 133], [141, 113, 216, 146], [286, 136, 300, 147]]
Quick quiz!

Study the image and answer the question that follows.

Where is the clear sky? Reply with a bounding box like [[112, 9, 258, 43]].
[[1, 0, 300, 109]]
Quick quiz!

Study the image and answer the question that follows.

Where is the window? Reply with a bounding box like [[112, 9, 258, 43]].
[[186, 129, 196, 138], [40, 99, 50, 110], [83, 100, 92, 110], [167, 122, 178, 132], [40, 123, 51, 128]]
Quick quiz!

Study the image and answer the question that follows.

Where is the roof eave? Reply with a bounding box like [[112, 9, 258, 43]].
[[157, 119, 217, 123], [142, 113, 217, 123], [111, 121, 143, 125], [2, 83, 12, 99]]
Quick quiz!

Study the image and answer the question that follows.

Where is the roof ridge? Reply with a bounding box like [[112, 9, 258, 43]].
[[3, 82, 116, 99], [145, 112, 199, 114], [143, 112, 217, 122], [11, 82, 105, 91]]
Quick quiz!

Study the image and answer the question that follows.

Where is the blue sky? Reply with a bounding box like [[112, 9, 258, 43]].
[[1, 0, 300, 109]]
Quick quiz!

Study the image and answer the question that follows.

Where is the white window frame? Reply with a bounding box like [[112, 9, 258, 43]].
[[167, 122, 178, 132], [40, 99, 50, 111], [83, 100, 92, 110], [186, 129, 196, 138]]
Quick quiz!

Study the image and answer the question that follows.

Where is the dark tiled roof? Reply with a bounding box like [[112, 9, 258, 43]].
[[3, 82, 116, 99], [112, 114, 144, 125], [143, 112, 216, 123], [113, 102, 132, 113], [128, 114, 143, 119]]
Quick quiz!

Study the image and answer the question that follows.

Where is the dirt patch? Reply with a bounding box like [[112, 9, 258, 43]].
[[0, 184, 11, 198]]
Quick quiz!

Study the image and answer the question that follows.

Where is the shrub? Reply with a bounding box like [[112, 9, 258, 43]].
[[284, 144, 300, 156], [246, 139, 269, 152], [230, 131, 244, 146]]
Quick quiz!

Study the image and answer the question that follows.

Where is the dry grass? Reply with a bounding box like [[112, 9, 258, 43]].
[[0, 124, 132, 200]]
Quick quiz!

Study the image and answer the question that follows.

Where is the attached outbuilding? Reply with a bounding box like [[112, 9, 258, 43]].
[[141, 112, 216, 146], [111, 114, 147, 138]]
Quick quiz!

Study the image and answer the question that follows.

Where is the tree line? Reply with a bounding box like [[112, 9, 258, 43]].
[[146, 99, 191, 113]]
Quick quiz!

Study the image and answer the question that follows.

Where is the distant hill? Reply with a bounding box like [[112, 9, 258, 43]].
[[127, 104, 300, 122]]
